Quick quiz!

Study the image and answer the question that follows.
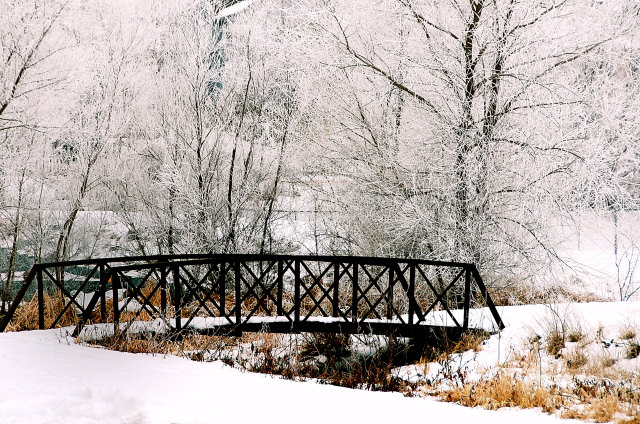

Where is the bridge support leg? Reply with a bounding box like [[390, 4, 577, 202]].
[[37, 269, 44, 330], [294, 260, 300, 324], [386, 267, 394, 320], [235, 262, 241, 324], [173, 266, 181, 332], [332, 262, 339, 318], [277, 260, 283, 315], [463, 268, 471, 331], [160, 267, 167, 317], [112, 271, 120, 336], [351, 263, 358, 324], [99, 264, 107, 322]]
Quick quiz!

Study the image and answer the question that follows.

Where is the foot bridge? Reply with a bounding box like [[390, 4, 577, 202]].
[[0, 255, 504, 341]]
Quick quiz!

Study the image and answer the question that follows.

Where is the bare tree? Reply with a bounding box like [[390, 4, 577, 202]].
[[0, 0, 72, 309], [107, 1, 303, 256], [291, 0, 631, 284]]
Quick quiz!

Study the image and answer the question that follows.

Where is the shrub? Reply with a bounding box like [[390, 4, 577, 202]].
[[626, 343, 640, 359], [588, 394, 620, 423], [621, 329, 637, 340], [547, 330, 565, 356], [299, 333, 352, 363], [567, 331, 584, 343]]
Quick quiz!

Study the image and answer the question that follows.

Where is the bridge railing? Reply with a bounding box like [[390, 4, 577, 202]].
[[0, 255, 505, 335]]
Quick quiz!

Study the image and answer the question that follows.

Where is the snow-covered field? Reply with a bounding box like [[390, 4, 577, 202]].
[[3, 301, 640, 424]]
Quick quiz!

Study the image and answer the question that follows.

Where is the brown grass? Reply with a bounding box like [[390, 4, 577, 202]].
[[566, 350, 588, 370], [6, 291, 77, 331], [547, 330, 565, 356], [626, 343, 640, 359], [440, 373, 562, 412], [567, 331, 585, 343], [616, 416, 640, 424], [87, 332, 229, 357], [489, 282, 606, 306], [588, 394, 620, 423], [621, 329, 637, 340], [89, 282, 165, 324]]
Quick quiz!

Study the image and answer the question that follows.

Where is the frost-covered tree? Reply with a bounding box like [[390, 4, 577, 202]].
[[0, 0, 72, 310], [108, 1, 304, 255], [284, 0, 634, 285]]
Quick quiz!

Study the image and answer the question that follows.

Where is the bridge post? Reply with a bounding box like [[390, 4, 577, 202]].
[[352, 263, 358, 323], [112, 270, 120, 335], [386, 266, 394, 320], [463, 267, 471, 330], [218, 262, 226, 317], [235, 261, 241, 324], [408, 264, 415, 326], [99, 263, 107, 322], [173, 265, 181, 332], [294, 259, 300, 324], [37, 268, 44, 330], [277, 260, 283, 315], [160, 267, 167, 317], [332, 262, 339, 318]]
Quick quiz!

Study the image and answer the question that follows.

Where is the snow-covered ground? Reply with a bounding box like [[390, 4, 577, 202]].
[[399, 301, 640, 385], [0, 329, 572, 424], [3, 301, 640, 424]]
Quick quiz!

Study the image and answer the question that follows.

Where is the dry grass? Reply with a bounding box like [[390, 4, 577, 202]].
[[602, 357, 617, 368], [6, 291, 77, 331], [566, 349, 588, 370], [5, 281, 174, 332], [89, 282, 166, 324], [626, 343, 640, 359], [440, 373, 562, 412], [489, 282, 606, 306], [568, 331, 585, 343], [621, 329, 637, 340], [433, 370, 640, 422], [589, 395, 621, 423], [87, 332, 230, 357], [558, 398, 621, 424], [299, 332, 352, 361], [547, 330, 565, 356], [617, 417, 640, 424]]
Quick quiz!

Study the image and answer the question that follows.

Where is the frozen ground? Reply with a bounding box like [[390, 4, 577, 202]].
[[3, 302, 640, 424]]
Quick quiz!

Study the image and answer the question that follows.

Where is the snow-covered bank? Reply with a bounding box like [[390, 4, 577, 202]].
[[0, 327, 582, 424], [420, 301, 640, 383], [2, 301, 640, 423]]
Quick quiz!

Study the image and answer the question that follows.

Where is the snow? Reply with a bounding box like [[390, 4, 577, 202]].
[[8, 304, 639, 424], [71, 308, 501, 343], [556, 211, 640, 300], [0, 327, 582, 424], [397, 301, 640, 388], [2, 286, 639, 424], [217, 0, 253, 19]]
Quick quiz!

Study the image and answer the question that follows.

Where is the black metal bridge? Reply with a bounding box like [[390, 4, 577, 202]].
[[0, 255, 504, 339]]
